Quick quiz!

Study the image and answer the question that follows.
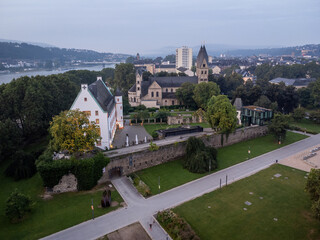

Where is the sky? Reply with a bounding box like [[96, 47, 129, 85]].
[[0, 0, 320, 55]]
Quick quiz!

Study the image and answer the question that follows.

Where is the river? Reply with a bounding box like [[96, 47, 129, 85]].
[[0, 64, 116, 84]]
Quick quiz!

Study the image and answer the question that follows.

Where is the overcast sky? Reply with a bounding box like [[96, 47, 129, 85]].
[[1, 0, 319, 55]]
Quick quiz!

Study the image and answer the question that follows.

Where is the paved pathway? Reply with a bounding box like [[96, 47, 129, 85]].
[[42, 134, 320, 240]]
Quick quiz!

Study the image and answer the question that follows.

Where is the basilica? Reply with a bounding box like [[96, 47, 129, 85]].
[[128, 45, 209, 108]]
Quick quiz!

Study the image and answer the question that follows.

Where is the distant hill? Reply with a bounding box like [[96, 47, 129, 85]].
[[206, 44, 320, 57], [0, 42, 130, 62]]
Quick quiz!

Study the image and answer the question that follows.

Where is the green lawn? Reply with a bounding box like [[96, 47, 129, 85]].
[[173, 164, 320, 240], [0, 162, 123, 240], [290, 118, 320, 134], [136, 131, 308, 195]]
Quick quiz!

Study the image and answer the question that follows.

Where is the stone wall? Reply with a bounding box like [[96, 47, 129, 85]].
[[167, 115, 202, 125], [102, 125, 268, 179], [52, 173, 78, 193]]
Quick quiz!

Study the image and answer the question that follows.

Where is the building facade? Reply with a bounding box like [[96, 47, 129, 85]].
[[176, 46, 193, 70], [71, 77, 123, 150], [241, 106, 272, 126], [128, 46, 209, 108]]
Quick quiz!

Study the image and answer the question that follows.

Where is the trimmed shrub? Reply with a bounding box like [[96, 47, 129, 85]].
[[37, 152, 109, 190], [5, 189, 33, 222]]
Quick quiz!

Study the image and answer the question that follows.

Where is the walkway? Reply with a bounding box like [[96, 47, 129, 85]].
[[42, 134, 320, 240]]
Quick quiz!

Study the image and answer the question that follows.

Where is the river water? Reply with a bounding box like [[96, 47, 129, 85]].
[[0, 64, 116, 84]]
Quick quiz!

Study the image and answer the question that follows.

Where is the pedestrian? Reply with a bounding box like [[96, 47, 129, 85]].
[[276, 159, 278, 163], [149, 223, 152, 230]]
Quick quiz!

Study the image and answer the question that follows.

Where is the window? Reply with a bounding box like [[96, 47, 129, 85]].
[[95, 111, 99, 116], [171, 89, 173, 92], [166, 88, 168, 92], [137, 87, 140, 90], [151, 92, 154, 97], [138, 81, 140, 84], [134, 97, 136, 102], [117, 98, 119, 102], [96, 119, 99, 124], [96, 140, 101, 146], [84, 111, 91, 116], [120, 106, 122, 110], [201, 71, 203, 74], [172, 100, 175, 105], [84, 97, 87, 102], [204, 71, 207, 74], [165, 100, 167, 103], [97, 127, 101, 135], [203, 64, 205, 67], [156, 92, 159, 97], [121, 116, 122, 119]]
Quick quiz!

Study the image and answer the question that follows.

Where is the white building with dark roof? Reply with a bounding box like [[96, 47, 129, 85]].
[[269, 77, 316, 88], [71, 77, 123, 150], [128, 46, 209, 108]]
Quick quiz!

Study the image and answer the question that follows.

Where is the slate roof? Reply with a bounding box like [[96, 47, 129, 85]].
[[115, 88, 123, 96], [155, 64, 176, 69], [196, 45, 209, 68], [242, 105, 271, 112], [233, 98, 243, 111], [88, 80, 115, 114], [141, 81, 152, 97], [128, 83, 136, 92], [162, 92, 177, 99], [269, 77, 316, 87], [151, 76, 198, 88]]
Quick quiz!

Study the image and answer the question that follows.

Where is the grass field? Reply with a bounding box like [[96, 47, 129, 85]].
[[136, 131, 308, 195], [290, 119, 320, 134], [0, 162, 123, 240], [173, 164, 320, 240]]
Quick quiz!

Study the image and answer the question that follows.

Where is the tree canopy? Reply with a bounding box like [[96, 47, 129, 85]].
[[175, 82, 197, 110], [268, 113, 290, 143], [206, 95, 237, 133], [49, 110, 101, 154], [193, 82, 220, 109], [305, 169, 320, 221]]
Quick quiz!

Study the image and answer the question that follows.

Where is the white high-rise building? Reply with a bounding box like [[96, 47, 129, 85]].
[[176, 46, 192, 70]]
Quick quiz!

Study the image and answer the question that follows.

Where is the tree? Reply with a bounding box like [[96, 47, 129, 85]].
[[254, 95, 272, 109], [114, 63, 136, 95], [142, 71, 153, 81], [6, 189, 32, 222], [0, 119, 22, 163], [175, 82, 197, 110], [137, 110, 149, 125], [268, 113, 290, 143], [191, 66, 196, 75], [193, 82, 220, 109], [206, 95, 237, 133], [163, 54, 175, 63], [125, 56, 135, 64], [309, 110, 320, 124], [183, 137, 217, 173], [49, 109, 101, 154], [305, 169, 320, 220], [292, 107, 306, 122], [310, 79, 320, 107]]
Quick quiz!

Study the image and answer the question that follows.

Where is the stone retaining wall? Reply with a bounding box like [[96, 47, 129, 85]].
[[101, 125, 268, 180]]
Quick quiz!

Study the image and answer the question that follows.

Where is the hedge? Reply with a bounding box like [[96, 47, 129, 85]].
[[37, 152, 109, 190]]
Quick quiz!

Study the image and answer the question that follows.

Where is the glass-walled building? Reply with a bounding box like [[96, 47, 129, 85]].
[[241, 106, 273, 126]]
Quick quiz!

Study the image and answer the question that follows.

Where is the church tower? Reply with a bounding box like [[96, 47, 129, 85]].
[[196, 45, 209, 83]]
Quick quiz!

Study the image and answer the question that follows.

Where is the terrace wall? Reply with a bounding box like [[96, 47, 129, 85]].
[[101, 125, 268, 181]]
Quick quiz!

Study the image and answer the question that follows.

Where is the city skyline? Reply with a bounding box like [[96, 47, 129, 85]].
[[0, 0, 319, 55]]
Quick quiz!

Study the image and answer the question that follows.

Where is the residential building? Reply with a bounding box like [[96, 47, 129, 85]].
[[176, 46, 192, 70], [128, 45, 209, 108], [71, 77, 123, 150], [241, 106, 273, 126], [269, 77, 316, 88]]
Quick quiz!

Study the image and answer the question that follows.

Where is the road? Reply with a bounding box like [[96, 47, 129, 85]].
[[42, 133, 320, 240]]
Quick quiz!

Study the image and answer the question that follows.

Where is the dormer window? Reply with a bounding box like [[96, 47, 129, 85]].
[[84, 97, 87, 102], [203, 64, 205, 67]]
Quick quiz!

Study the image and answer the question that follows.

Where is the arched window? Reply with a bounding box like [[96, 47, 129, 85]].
[[151, 92, 154, 97], [134, 97, 136, 102], [171, 89, 173, 92], [204, 71, 207, 74], [166, 88, 168, 92], [137, 87, 140, 90], [172, 100, 175, 105], [156, 92, 159, 97]]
